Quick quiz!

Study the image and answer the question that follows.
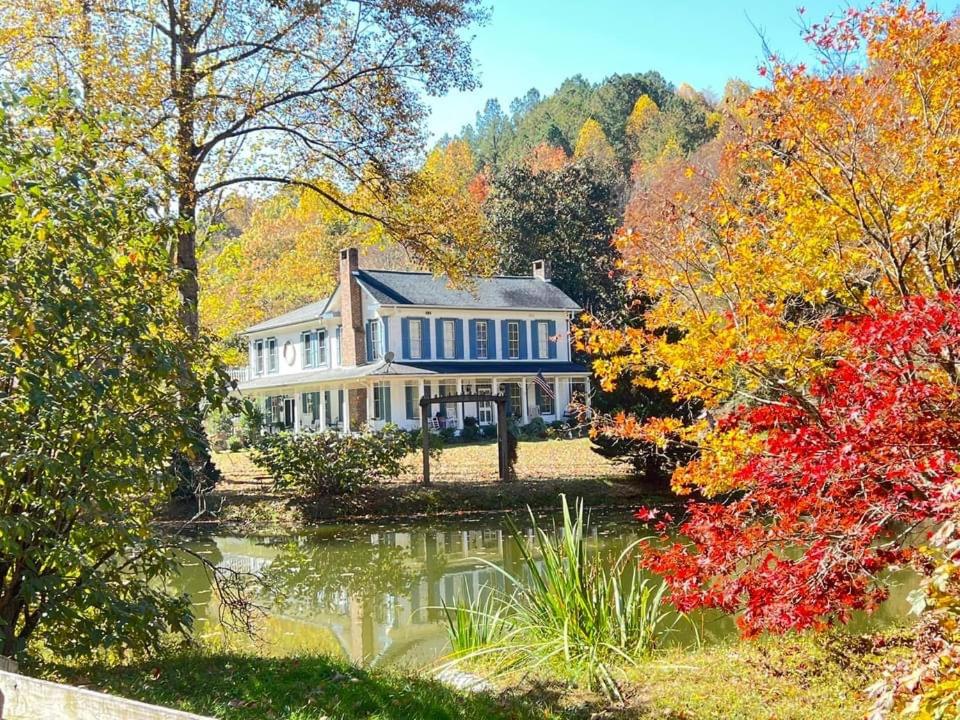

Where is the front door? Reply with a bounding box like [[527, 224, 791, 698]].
[[284, 397, 296, 428]]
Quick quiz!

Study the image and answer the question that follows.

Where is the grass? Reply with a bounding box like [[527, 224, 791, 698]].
[[43, 649, 568, 720], [442, 496, 675, 701], [40, 629, 913, 720]]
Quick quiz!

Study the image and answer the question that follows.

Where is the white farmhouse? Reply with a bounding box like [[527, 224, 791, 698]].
[[234, 248, 591, 433]]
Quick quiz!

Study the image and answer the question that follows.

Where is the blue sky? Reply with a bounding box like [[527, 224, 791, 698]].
[[426, 0, 952, 139]]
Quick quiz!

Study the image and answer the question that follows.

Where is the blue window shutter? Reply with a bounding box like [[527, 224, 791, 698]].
[[422, 318, 431, 359], [381, 317, 389, 353], [365, 320, 373, 362], [454, 319, 464, 359], [487, 319, 497, 359], [469, 319, 478, 359], [434, 318, 445, 359], [401, 318, 411, 359], [518, 320, 528, 359], [405, 385, 415, 419], [384, 384, 392, 421], [547, 319, 558, 359], [530, 321, 541, 360], [500, 320, 508, 360], [301, 393, 308, 413]]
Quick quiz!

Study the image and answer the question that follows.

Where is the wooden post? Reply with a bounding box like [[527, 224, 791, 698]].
[[420, 389, 431, 486], [496, 397, 509, 482]]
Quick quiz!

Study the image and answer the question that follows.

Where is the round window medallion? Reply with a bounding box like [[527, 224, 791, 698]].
[[282, 341, 296, 366]]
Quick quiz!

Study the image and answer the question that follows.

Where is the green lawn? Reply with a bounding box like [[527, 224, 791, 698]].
[[43, 629, 911, 720]]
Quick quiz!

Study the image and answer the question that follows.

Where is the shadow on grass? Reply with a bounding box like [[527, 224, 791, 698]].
[[50, 651, 590, 720]]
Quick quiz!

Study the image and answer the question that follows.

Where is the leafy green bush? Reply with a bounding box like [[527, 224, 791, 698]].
[[238, 405, 264, 446], [227, 436, 245, 452], [521, 416, 548, 439], [460, 425, 481, 443], [481, 423, 498, 440], [439, 426, 456, 443], [463, 416, 478, 428], [252, 424, 411, 498], [0, 90, 229, 658], [404, 428, 445, 458]]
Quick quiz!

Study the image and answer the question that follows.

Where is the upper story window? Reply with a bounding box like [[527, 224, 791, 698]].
[[507, 321, 520, 360], [476, 321, 488, 359], [409, 319, 422, 359], [254, 339, 265, 375], [302, 331, 314, 368], [317, 329, 327, 365], [369, 319, 383, 361], [266, 337, 278, 374], [536, 322, 549, 359], [443, 319, 456, 358]]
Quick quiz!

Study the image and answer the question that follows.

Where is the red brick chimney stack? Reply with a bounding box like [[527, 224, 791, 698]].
[[339, 248, 366, 366]]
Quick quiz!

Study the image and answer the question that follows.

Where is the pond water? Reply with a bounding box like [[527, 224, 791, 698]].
[[171, 507, 917, 670]]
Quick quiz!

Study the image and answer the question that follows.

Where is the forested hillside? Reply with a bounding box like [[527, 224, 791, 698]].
[[201, 71, 738, 350]]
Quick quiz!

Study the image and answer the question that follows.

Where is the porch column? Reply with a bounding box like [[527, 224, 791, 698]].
[[553, 377, 561, 417], [455, 378, 464, 428], [366, 380, 375, 424], [319, 390, 328, 432], [342, 386, 351, 435], [293, 393, 302, 434], [520, 377, 529, 424]]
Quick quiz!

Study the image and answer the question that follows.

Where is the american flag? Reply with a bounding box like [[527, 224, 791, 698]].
[[533, 371, 555, 399]]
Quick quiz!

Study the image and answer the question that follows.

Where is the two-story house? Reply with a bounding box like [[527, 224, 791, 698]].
[[236, 248, 591, 433]]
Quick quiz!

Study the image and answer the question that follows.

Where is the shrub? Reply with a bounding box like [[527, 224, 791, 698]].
[[460, 425, 481, 443], [404, 428, 445, 458], [481, 424, 498, 440], [463, 416, 478, 428], [251, 424, 411, 498], [439, 426, 456, 443], [227, 436, 245, 452], [238, 405, 264, 446], [521, 416, 548, 439]]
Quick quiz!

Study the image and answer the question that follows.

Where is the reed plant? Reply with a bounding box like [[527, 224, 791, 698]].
[[440, 495, 677, 700]]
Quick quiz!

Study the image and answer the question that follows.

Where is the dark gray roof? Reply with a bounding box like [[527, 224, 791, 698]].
[[243, 298, 329, 334], [356, 270, 581, 311]]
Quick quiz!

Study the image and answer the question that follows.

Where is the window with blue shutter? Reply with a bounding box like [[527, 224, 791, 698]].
[[486, 319, 497, 359], [435, 318, 445, 359], [366, 319, 383, 362], [421, 318, 431, 359], [517, 320, 528, 359], [547, 319, 558, 359], [267, 338, 278, 373], [506, 321, 520, 359], [470, 319, 490, 359]]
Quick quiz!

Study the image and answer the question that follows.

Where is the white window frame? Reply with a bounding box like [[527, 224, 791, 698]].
[[537, 322, 549, 359], [254, 339, 264, 375], [267, 337, 278, 374], [443, 319, 456, 359], [476, 321, 488, 359], [409, 319, 422, 359], [370, 320, 383, 360], [373, 381, 388, 421], [317, 329, 327, 366], [302, 331, 314, 368], [508, 321, 520, 359]]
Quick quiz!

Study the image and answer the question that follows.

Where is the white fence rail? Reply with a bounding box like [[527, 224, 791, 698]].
[[0, 668, 214, 720]]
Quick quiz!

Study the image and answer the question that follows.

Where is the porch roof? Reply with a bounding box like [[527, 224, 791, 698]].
[[237, 360, 589, 392]]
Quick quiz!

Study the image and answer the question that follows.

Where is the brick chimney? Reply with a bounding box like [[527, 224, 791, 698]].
[[339, 248, 366, 366], [532, 259, 551, 281]]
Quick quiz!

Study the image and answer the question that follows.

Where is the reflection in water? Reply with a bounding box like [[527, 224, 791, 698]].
[[171, 512, 915, 669]]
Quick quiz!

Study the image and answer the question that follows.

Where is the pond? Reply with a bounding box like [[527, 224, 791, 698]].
[[171, 507, 917, 670]]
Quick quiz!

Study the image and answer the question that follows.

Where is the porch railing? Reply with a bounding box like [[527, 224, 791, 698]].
[[226, 366, 248, 385]]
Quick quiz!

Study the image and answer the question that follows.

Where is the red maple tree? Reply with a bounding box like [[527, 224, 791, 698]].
[[640, 294, 960, 634]]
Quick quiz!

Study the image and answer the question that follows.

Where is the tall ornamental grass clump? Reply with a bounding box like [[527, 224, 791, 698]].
[[442, 496, 675, 700]]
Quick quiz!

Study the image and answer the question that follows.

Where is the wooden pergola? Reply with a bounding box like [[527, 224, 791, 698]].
[[419, 392, 510, 484]]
